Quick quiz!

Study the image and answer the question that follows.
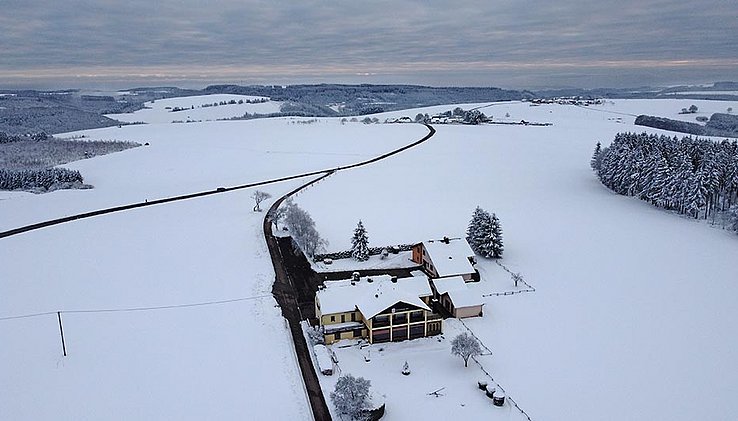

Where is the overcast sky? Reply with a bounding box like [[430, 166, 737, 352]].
[[1, 0, 736, 89]]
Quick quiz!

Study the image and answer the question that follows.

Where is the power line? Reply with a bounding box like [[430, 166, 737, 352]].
[[0, 294, 273, 322]]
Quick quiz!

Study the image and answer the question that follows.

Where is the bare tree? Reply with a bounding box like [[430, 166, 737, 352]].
[[251, 190, 272, 212], [451, 333, 482, 367], [271, 203, 288, 230]]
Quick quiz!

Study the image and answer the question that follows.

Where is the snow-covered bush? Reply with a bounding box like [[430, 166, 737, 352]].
[[284, 201, 327, 257], [401, 361, 410, 376], [306, 325, 324, 345], [330, 374, 372, 420]]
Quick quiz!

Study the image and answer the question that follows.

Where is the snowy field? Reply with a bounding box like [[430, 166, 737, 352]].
[[2, 97, 738, 420], [291, 99, 738, 421], [107, 94, 282, 123], [0, 120, 426, 230], [581, 98, 736, 123], [0, 182, 312, 420], [0, 118, 427, 420]]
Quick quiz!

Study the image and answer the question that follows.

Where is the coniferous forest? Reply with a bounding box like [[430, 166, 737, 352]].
[[591, 132, 738, 232]]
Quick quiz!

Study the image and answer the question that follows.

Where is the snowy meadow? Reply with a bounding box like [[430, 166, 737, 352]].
[[2, 95, 738, 420]]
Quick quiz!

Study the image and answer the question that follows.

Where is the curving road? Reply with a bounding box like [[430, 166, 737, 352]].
[[1, 123, 436, 421], [0, 125, 435, 240], [263, 124, 435, 420]]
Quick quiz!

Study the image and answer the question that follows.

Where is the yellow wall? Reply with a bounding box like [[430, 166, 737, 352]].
[[320, 310, 361, 326]]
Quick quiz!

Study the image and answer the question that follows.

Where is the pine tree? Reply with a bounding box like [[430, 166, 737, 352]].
[[466, 206, 487, 252], [590, 141, 602, 171], [467, 207, 503, 258], [351, 220, 370, 261], [489, 213, 504, 258]]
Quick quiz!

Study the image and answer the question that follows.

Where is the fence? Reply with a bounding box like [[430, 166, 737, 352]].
[[456, 318, 533, 420], [482, 260, 536, 297], [313, 243, 415, 262]]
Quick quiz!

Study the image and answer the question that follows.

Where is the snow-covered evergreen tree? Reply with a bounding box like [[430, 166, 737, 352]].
[[466, 206, 487, 252], [590, 141, 602, 171], [593, 132, 738, 227], [489, 213, 504, 258], [466, 207, 504, 258], [351, 220, 370, 261]]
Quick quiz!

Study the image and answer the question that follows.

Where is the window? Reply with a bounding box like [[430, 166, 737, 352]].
[[410, 324, 425, 339], [334, 332, 340, 340], [373, 315, 390, 328], [392, 326, 408, 342], [341, 314, 345, 323], [393, 313, 407, 325], [351, 312, 356, 322], [330, 315, 335, 322], [373, 329, 390, 343], [409, 311, 424, 323], [353, 329, 363, 338]]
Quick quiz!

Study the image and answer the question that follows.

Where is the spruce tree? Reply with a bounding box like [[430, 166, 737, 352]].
[[590, 141, 602, 171], [489, 213, 504, 258], [467, 207, 503, 258], [466, 207, 487, 252], [351, 220, 370, 261]]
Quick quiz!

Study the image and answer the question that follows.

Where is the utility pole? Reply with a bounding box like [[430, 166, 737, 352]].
[[57, 311, 67, 357]]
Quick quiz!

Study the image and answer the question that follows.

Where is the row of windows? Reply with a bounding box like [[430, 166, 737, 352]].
[[333, 329, 364, 340], [329, 312, 357, 323]]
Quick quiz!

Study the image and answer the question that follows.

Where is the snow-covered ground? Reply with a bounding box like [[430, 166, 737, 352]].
[[107, 94, 282, 123], [311, 251, 417, 273], [583, 98, 736, 123], [0, 117, 427, 420], [3, 97, 738, 420], [0, 120, 426, 230], [314, 319, 529, 420], [290, 99, 738, 421], [0, 182, 312, 420]]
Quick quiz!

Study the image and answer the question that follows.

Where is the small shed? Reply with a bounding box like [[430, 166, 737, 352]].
[[431, 276, 484, 318]]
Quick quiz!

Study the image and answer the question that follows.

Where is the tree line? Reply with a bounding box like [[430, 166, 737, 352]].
[[0, 168, 85, 191], [591, 132, 738, 231]]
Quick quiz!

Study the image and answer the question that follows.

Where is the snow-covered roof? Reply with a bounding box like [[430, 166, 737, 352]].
[[432, 276, 483, 308], [446, 289, 483, 308], [432, 276, 467, 295], [317, 274, 432, 319], [423, 237, 476, 277]]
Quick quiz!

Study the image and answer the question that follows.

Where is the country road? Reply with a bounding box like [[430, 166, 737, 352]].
[[263, 124, 435, 420], [0, 125, 435, 240], [1, 123, 436, 421]]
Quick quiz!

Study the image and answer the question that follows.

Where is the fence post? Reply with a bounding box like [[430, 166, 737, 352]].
[[57, 311, 67, 357]]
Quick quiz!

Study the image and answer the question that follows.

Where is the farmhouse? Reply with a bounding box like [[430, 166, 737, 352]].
[[411, 236, 479, 281], [315, 274, 443, 344], [431, 276, 484, 318]]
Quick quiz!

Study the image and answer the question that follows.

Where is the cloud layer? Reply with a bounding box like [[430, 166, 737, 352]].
[[1, 0, 736, 88]]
